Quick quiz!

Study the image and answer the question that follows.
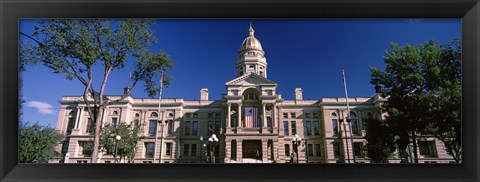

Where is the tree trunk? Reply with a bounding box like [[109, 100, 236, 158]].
[[411, 130, 418, 163]]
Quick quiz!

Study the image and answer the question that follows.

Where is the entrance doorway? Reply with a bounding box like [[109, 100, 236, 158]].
[[242, 140, 262, 160]]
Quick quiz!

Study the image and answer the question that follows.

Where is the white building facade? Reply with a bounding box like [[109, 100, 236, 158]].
[[53, 25, 455, 164]]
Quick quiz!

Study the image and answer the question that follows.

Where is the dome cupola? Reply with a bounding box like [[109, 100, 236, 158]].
[[235, 24, 268, 78], [239, 24, 264, 53]]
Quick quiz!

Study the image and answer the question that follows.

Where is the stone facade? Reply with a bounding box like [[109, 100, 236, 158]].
[[52, 25, 455, 164]]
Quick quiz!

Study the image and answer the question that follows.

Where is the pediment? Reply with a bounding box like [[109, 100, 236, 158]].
[[225, 73, 277, 86]]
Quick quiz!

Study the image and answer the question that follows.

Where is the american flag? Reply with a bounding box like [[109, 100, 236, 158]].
[[244, 107, 259, 128]]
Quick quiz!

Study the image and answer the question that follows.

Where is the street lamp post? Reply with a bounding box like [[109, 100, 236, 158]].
[[114, 135, 121, 163], [394, 135, 403, 163], [208, 134, 219, 163], [292, 134, 302, 163], [199, 135, 205, 163], [304, 137, 309, 164]]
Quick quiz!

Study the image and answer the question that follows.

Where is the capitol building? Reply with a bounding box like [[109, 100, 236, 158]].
[[53, 25, 455, 164]]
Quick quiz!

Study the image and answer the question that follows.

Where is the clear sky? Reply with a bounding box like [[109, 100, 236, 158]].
[[19, 19, 461, 127]]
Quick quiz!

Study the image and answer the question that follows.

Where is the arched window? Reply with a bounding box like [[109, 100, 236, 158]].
[[150, 112, 158, 117], [168, 113, 174, 117], [349, 111, 357, 118], [135, 113, 140, 118], [68, 111, 75, 116], [331, 112, 337, 117], [113, 111, 118, 115]]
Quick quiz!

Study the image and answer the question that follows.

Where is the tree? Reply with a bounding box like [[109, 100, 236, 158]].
[[99, 122, 142, 163], [370, 39, 461, 163], [20, 19, 174, 163], [19, 122, 65, 163], [363, 117, 396, 163]]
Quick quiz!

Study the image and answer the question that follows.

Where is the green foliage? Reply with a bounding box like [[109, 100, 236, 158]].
[[364, 118, 396, 163], [370, 38, 461, 163], [19, 122, 64, 163], [100, 122, 142, 163]]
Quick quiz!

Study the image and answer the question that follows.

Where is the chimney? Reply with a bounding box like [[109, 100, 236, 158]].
[[200, 88, 209, 101], [295, 88, 303, 100]]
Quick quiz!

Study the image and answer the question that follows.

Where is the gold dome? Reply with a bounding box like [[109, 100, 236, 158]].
[[239, 24, 263, 52]]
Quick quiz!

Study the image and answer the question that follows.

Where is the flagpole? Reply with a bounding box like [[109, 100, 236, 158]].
[[153, 71, 164, 163], [342, 69, 356, 163]]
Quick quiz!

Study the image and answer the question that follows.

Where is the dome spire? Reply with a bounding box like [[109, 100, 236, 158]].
[[248, 22, 254, 37]]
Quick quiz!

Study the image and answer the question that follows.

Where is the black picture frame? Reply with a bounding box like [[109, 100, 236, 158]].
[[1, 0, 479, 182]]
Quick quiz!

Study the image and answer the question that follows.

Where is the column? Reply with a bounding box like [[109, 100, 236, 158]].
[[227, 104, 231, 128], [237, 139, 243, 162], [74, 106, 82, 128], [262, 139, 268, 162], [262, 104, 267, 127], [225, 139, 231, 163], [238, 104, 242, 128]]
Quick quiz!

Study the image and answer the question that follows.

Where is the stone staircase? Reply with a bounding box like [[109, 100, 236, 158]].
[[229, 158, 274, 163]]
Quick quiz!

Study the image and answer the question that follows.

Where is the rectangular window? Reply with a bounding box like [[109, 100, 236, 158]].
[[306, 121, 312, 136], [419, 141, 437, 157], [148, 120, 157, 135], [215, 121, 221, 135], [354, 142, 363, 157], [80, 141, 93, 156], [284, 144, 290, 157], [62, 141, 69, 154], [351, 119, 359, 134], [112, 117, 118, 127], [185, 121, 191, 136], [332, 119, 338, 135], [167, 120, 174, 135], [333, 142, 341, 156], [183, 144, 189, 156], [315, 144, 321, 156], [313, 112, 319, 118], [314, 121, 320, 135], [283, 113, 288, 119], [208, 113, 213, 119], [290, 113, 296, 118], [283, 121, 289, 136], [192, 121, 198, 136], [308, 144, 313, 156], [267, 117, 272, 128], [66, 117, 75, 134], [215, 113, 221, 119], [231, 117, 237, 128], [291, 121, 297, 135], [208, 121, 213, 135], [145, 142, 154, 157], [191, 144, 197, 157], [186, 113, 191, 118], [86, 118, 94, 133], [193, 113, 198, 118], [305, 113, 311, 118], [166, 143, 172, 156]]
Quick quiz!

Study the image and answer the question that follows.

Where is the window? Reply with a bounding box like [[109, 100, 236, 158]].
[[111, 117, 118, 127], [145, 142, 154, 157], [215, 121, 221, 135], [185, 121, 191, 135], [215, 113, 221, 119], [350, 119, 359, 135], [291, 121, 297, 135], [418, 141, 437, 157], [315, 144, 321, 156], [192, 121, 198, 136], [166, 143, 172, 156], [167, 120, 174, 135], [313, 112, 319, 118], [314, 121, 319, 135], [150, 112, 158, 117], [66, 117, 75, 134], [285, 144, 290, 157], [231, 140, 237, 160], [86, 118, 94, 133], [231, 117, 238, 128], [349, 111, 357, 117], [208, 121, 213, 135], [283, 121, 289, 136], [283, 113, 288, 119], [305, 121, 312, 136], [332, 119, 338, 135], [193, 113, 198, 118], [333, 143, 341, 156], [148, 120, 157, 135], [308, 144, 313, 156], [267, 117, 272, 128], [80, 141, 93, 156], [208, 113, 213, 119], [113, 111, 118, 115], [305, 113, 311, 118], [62, 141, 69, 154], [77, 160, 87, 163], [183, 144, 189, 156], [354, 142, 364, 157], [290, 113, 296, 118], [105, 161, 111, 163], [191, 144, 197, 157], [186, 113, 191, 118], [331, 112, 337, 117]]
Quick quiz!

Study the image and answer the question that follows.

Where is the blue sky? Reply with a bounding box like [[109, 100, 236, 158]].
[[19, 19, 461, 127]]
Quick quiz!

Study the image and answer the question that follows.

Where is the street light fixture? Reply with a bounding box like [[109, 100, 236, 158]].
[[292, 134, 302, 163], [200, 135, 205, 163], [114, 135, 121, 163], [304, 137, 309, 164], [208, 134, 219, 163]]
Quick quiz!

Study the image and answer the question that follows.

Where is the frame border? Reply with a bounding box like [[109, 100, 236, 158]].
[[1, 0, 479, 182]]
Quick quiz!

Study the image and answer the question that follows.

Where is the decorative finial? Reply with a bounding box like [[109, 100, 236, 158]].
[[248, 22, 254, 37]]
